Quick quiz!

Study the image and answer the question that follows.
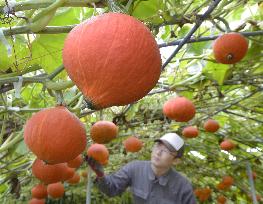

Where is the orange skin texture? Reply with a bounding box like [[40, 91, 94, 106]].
[[47, 182, 65, 199], [163, 97, 196, 122], [213, 32, 248, 64], [204, 119, 220, 132], [29, 198, 45, 204], [195, 188, 212, 202], [220, 140, 235, 151], [32, 159, 67, 184], [182, 126, 199, 138], [67, 173, 80, 184], [24, 106, 87, 164], [31, 184, 47, 199], [123, 136, 143, 152], [90, 121, 118, 144], [62, 13, 161, 109], [217, 195, 227, 204], [62, 167, 75, 181], [67, 154, 83, 168], [87, 144, 109, 165]]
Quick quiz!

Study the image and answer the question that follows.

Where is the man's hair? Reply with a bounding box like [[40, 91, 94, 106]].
[[175, 145, 184, 158]]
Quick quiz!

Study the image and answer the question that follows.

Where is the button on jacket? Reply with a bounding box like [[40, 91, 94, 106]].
[[96, 160, 197, 204]]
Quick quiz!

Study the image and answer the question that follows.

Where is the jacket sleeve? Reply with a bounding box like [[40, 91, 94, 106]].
[[96, 162, 133, 197], [182, 184, 197, 204]]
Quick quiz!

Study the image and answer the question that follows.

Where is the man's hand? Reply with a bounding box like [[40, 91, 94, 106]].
[[85, 156, 104, 178]]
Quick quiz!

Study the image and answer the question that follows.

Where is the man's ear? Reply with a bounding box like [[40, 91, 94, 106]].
[[173, 158, 182, 165]]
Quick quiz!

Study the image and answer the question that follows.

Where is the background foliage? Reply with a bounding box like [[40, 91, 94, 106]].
[[0, 0, 262, 203]]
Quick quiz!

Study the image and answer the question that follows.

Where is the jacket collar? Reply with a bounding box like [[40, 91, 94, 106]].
[[148, 162, 173, 186]]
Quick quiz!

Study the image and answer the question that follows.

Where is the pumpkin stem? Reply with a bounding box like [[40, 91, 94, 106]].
[[83, 98, 97, 110], [227, 53, 233, 61]]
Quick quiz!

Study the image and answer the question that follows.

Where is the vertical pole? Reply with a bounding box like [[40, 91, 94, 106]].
[[246, 162, 258, 204], [86, 166, 92, 204]]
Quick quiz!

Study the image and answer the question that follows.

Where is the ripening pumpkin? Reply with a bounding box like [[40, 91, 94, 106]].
[[216, 182, 228, 190], [29, 198, 45, 204], [67, 173, 80, 184], [217, 195, 227, 204], [163, 97, 196, 122], [31, 184, 47, 199], [123, 136, 143, 152], [213, 32, 248, 64], [220, 140, 235, 151], [222, 176, 234, 186], [32, 159, 67, 184], [62, 167, 75, 181], [67, 155, 83, 168], [24, 106, 87, 164], [204, 119, 220, 132], [63, 12, 161, 109], [87, 144, 109, 165], [90, 121, 118, 144], [47, 182, 65, 199], [182, 126, 199, 138]]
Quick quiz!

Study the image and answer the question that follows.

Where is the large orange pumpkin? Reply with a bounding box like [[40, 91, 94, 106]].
[[67, 154, 83, 168], [213, 32, 248, 64], [24, 106, 87, 164], [182, 126, 199, 138], [87, 144, 109, 165], [163, 97, 196, 122], [90, 121, 118, 144], [32, 159, 67, 184], [220, 140, 235, 151], [47, 182, 64, 199], [204, 119, 220, 132], [62, 12, 161, 109], [123, 136, 143, 152], [29, 198, 45, 204], [31, 184, 47, 199]]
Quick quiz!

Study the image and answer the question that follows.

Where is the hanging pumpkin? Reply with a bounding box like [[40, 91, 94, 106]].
[[32, 158, 67, 184], [29, 198, 45, 204], [123, 136, 143, 152], [90, 121, 118, 144], [204, 119, 220, 132], [87, 144, 109, 165], [220, 140, 235, 151], [47, 182, 65, 199], [67, 173, 80, 185], [24, 106, 87, 164], [62, 12, 161, 109], [213, 32, 248, 64], [163, 97, 196, 122], [31, 184, 47, 199], [182, 126, 199, 138], [67, 154, 83, 168]]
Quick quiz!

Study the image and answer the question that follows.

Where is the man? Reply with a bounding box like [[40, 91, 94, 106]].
[[86, 133, 197, 204]]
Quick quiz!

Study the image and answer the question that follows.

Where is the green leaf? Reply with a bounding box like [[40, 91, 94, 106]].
[[202, 61, 231, 85]]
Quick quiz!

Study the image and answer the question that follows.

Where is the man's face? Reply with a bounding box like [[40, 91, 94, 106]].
[[151, 142, 177, 168]]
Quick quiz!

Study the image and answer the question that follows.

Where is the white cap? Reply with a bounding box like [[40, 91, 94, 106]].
[[155, 133, 184, 151]]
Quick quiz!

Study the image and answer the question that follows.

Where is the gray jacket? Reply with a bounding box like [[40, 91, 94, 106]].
[[97, 160, 197, 204]]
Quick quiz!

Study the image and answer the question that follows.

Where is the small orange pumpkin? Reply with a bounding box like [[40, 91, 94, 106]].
[[31, 184, 47, 199], [32, 159, 67, 184], [63, 12, 161, 109], [163, 97, 196, 122], [213, 32, 248, 64], [29, 198, 45, 204], [123, 136, 143, 152], [204, 119, 220, 132], [217, 195, 227, 204], [222, 176, 234, 186], [67, 154, 83, 169], [24, 106, 87, 164], [90, 121, 118, 144], [62, 167, 75, 181], [220, 140, 235, 151], [182, 126, 199, 138], [67, 173, 80, 184], [47, 182, 65, 199], [87, 144, 109, 165]]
